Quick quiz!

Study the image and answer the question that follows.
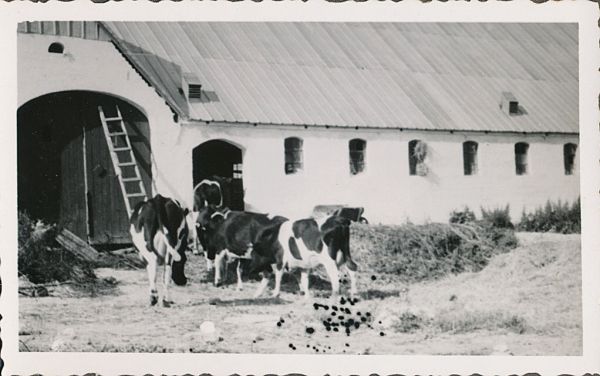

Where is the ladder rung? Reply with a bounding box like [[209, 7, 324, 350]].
[[118, 162, 137, 167], [113, 147, 131, 152], [104, 116, 123, 122], [126, 193, 146, 198], [109, 132, 127, 137], [122, 177, 141, 182]]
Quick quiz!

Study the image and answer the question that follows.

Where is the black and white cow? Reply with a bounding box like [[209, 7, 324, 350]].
[[189, 177, 227, 256], [130, 194, 189, 307], [197, 206, 287, 290], [253, 215, 358, 299]]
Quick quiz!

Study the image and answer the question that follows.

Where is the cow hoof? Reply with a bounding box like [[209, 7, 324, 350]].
[[271, 292, 280, 299], [236, 285, 243, 291], [150, 295, 159, 306], [162, 299, 173, 308]]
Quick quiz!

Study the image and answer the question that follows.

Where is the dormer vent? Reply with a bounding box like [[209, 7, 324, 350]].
[[182, 72, 202, 101], [500, 92, 519, 115]]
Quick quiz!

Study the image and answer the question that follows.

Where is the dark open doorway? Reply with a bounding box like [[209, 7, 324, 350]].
[[192, 140, 244, 211], [18, 91, 152, 245]]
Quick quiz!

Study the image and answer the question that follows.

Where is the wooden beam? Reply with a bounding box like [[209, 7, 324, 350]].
[[56, 228, 100, 263]]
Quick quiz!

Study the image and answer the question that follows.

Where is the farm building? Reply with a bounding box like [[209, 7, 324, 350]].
[[17, 21, 579, 245]]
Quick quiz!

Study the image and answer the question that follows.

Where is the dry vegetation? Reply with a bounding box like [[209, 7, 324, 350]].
[[18, 214, 581, 355]]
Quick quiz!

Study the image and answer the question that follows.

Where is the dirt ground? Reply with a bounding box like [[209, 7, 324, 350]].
[[19, 232, 582, 355]]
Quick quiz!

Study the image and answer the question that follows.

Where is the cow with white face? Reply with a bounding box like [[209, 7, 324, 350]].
[[129, 194, 189, 307], [252, 215, 358, 299]]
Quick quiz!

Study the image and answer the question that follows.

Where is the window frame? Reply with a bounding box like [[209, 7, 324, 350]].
[[463, 141, 478, 176], [563, 143, 577, 175], [409, 139, 428, 176], [284, 137, 303, 175], [515, 142, 529, 176], [349, 138, 366, 175]]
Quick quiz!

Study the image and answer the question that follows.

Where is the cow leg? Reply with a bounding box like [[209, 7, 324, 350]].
[[272, 264, 283, 298], [131, 225, 159, 306], [300, 270, 311, 299], [193, 235, 201, 255], [206, 258, 214, 272], [253, 272, 270, 299], [146, 255, 159, 306], [343, 264, 358, 297], [214, 250, 226, 287], [236, 260, 243, 291], [162, 261, 173, 307], [320, 255, 340, 298]]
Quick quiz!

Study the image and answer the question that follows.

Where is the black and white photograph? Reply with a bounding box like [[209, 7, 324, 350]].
[[1, 2, 599, 375]]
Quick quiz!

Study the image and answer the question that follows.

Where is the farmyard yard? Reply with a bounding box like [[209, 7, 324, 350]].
[[19, 227, 581, 355]]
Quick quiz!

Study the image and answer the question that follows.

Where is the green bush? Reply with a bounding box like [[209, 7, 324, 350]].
[[449, 207, 477, 224], [518, 198, 580, 234], [480, 205, 514, 229], [351, 220, 518, 283]]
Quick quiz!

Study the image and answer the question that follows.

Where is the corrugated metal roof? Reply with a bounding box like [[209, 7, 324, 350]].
[[103, 22, 578, 133]]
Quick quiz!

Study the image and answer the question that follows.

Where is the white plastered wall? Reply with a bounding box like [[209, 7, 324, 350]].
[[17, 33, 182, 202], [163, 122, 580, 224]]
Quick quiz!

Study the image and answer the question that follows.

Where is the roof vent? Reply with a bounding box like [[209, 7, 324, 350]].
[[500, 92, 520, 115], [182, 72, 202, 101]]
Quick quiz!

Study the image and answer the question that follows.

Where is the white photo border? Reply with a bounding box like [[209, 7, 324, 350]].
[[1, 1, 599, 375]]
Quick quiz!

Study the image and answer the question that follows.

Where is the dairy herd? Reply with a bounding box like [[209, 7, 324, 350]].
[[129, 179, 359, 307]]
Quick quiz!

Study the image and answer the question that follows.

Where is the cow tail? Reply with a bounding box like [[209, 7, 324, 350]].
[[130, 199, 147, 227], [155, 195, 182, 262]]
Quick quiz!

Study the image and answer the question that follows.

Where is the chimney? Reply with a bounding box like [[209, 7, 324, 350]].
[[182, 72, 202, 101], [500, 92, 519, 115]]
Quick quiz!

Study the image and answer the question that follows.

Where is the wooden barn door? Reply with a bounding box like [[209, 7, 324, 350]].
[[82, 96, 152, 245], [18, 92, 151, 246], [18, 95, 88, 239]]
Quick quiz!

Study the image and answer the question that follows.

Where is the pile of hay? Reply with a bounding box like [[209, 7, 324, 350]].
[[18, 212, 97, 286], [351, 221, 517, 283]]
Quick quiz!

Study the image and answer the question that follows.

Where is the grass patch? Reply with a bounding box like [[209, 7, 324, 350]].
[[393, 311, 425, 333], [434, 310, 527, 334]]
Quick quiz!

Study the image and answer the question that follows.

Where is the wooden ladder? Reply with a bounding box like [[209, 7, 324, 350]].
[[98, 105, 148, 216]]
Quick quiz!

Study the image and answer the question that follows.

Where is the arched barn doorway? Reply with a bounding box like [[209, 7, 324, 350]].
[[192, 140, 244, 210], [18, 91, 152, 245]]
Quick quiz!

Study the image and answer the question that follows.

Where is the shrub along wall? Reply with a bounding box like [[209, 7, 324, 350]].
[[518, 198, 580, 234]]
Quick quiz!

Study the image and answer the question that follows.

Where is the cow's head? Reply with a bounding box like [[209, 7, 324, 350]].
[[196, 205, 229, 268]]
